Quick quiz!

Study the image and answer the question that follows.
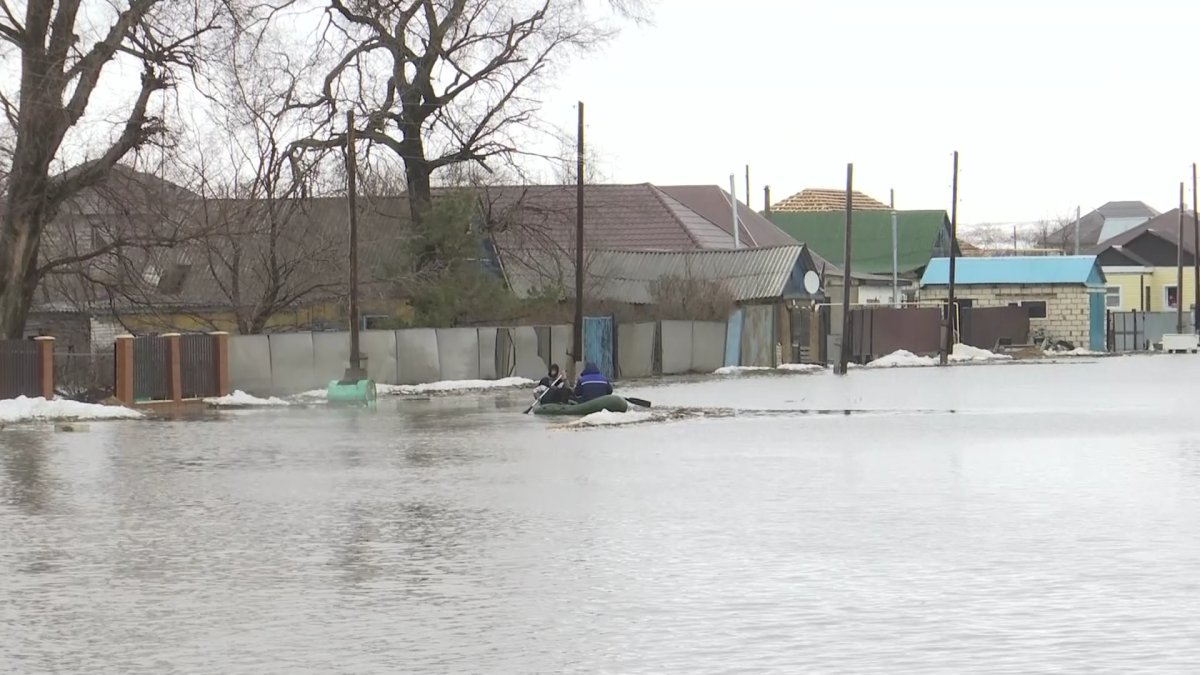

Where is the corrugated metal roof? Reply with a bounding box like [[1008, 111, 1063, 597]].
[[920, 256, 1105, 287], [506, 245, 813, 303]]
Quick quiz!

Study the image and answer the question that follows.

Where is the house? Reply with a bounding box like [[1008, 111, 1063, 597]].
[[1088, 208, 1197, 313], [1048, 201, 1159, 252], [920, 256, 1108, 351], [769, 188, 889, 213], [766, 209, 958, 281]]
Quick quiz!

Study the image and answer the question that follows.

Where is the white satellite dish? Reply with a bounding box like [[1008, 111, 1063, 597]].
[[803, 270, 821, 295]]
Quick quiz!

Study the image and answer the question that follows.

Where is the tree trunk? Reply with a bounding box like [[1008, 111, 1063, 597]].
[[0, 202, 50, 338]]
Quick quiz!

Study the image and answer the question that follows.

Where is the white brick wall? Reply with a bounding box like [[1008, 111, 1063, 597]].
[[922, 284, 1092, 347]]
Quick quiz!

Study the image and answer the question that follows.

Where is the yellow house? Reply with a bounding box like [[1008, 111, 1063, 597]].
[[1091, 208, 1198, 319]]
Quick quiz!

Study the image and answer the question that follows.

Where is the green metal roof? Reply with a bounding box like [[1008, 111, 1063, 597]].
[[767, 210, 952, 275]]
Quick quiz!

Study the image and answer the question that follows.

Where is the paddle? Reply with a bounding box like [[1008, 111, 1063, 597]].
[[625, 397, 652, 408], [524, 375, 564, 414]]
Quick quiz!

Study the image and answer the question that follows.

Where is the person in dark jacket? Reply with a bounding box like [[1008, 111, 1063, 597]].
[[536, 363, 571, 404], [573, 361, 613, 403]]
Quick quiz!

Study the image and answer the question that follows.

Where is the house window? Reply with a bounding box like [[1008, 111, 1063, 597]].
[[1105, 286, 1122, 309], [1164, 285, 1179, 310], [1023, 301, 1048, 319]]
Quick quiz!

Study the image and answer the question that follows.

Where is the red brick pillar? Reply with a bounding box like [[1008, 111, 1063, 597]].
[[164, 333, 183, 402], [34, 336, 55, 400], [114, 335, 135, 405], [210, 332, 230, 397]]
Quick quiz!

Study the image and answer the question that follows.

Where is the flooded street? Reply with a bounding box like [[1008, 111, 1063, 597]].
[[4, 356, 1200, 673]]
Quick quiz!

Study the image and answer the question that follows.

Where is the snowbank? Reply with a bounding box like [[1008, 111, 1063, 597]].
[[204, 390, 290, 408], [378, 376, 535, 396], [1048, 347, 1102, 357], [714, 363, 826, 375], [568, 410, 656, 428], [949, 343, 1013, 363], [866, 350, 938, 368], [0, 397, 141, 424]]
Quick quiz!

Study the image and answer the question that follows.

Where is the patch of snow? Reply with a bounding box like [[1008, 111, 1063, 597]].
[[714, 363, 826, 375], [866, 350, 938, 368], [1049, 347, 1102, 357], [378, 376, 535, 396], [949, 343, 1013, 363], [204, 390, 290, 408], [0, 397, 141, 424], [568, 410, 656, 428]]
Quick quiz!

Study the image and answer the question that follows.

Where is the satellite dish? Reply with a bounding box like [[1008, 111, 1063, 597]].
[[803, 270, 821, 295]]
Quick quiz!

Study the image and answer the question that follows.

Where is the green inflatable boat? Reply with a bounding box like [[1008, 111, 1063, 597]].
[[532, 394, 629, 416]]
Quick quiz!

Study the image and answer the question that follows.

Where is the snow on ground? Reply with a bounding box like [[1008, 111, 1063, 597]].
[[714, 364, 826, 375], [204, 390, 290, 408], [950, 343, 1013, 363], [0, 397, 141, 424], [1048, 347, 1103, 357], [568, 410, 657, 428], [866, 350, 938, 368], [378, 377, 535, 396]]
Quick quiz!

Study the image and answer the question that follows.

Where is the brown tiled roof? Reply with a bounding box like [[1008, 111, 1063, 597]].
[[771, 188, 889, 213]]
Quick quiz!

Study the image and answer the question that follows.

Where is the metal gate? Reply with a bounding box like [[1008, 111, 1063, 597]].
[[133, 336, 168, 401], [0, 340, 40, 399], [583, 315, 614, 378], [180, 334, 217, 399]]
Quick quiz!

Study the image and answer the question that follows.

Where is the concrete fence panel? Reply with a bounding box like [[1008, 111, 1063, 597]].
[[549, 324, 573, 370], [510, 326, 546, 380], [266, 333, 316, 395], [477, 328, 499, 380], [617, 322, 656, 379], [396, 329, 441, 384], [436, 328, 481, 381], [312, 332, 352, 387], [660, 320, 694, 375], [691, 321, 727, 373], [360, 330, 400, 385]]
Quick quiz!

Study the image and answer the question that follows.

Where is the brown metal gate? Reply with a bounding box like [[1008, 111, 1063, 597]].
[[0, 340, 41, 399]]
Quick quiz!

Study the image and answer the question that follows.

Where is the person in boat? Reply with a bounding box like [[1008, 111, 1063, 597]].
[[573, 361, 613, 403], [535, 363, 571, 404]]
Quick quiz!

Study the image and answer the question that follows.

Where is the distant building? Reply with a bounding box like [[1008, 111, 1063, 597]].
[[920, 256, 1108, 351], [768, 188, 889, 213], [1049, 201, 1159, 252], [1088, 208, 1197, 313]]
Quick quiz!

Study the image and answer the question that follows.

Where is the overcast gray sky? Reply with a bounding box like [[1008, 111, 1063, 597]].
[[539, 0, 1199, 224]]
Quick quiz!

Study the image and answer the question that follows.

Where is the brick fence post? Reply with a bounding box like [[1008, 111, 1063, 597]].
[[114, 335, 135, 404], [34, 336, 55, 400], [210, 332, 230, 397], [164, 333, 183, 402]]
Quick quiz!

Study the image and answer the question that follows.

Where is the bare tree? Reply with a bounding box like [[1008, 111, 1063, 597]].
[[294, 0, 623, 231], [0, 0, 227, 337]]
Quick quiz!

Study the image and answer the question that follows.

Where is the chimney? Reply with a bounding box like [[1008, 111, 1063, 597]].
[[764, 185, 771, 215]]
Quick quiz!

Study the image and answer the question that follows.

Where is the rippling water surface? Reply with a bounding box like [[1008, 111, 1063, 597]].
[[4, 356, 1200, 673]]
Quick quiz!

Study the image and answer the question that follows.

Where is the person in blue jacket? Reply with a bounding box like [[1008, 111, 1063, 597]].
[[573, 361, 613, 402]]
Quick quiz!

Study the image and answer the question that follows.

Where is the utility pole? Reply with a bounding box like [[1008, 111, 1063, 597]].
[[890, 188, 899, 308], [764, 185, 771, 215], [1177, 182, 1185, 334], [1074, 205, 1081, 255], [573, 102, 585, 377], [345, 111, 364, 379], [745, 165, 750, 214], [942, 151, 960, 365], [838, 163, 854, 375], [730, 174, 740, 248], [1192, 163, 1198, 332]]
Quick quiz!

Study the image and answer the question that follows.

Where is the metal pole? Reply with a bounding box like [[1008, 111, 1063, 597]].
[[1178, 182, 1185, 334], [890, 190, 899, 308], [764, 185, 771, 215], [1192, 163, 1198, 332], [345, 111, 362, 377], [838, 163, 854, 375], [573, 102, 585, 373], [943, 151, 959, 365], [730, 174, 740, 249], [745, 165, 750, 216], [1074, 205, 1081, 255]]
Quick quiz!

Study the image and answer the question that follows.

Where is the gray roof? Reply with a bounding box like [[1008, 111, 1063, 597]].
[[1052, 200, 1160, 249], [505, 245, 819, 304]]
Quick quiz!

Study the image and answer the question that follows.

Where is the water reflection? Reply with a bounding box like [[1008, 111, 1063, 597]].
[[0, 431, 56, 516]]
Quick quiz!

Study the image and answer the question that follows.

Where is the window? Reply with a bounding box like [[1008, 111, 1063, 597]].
[[1105, 286, 1122, 309], [1164, 285, 1179, 310], [1023, 301, 1047, 319]]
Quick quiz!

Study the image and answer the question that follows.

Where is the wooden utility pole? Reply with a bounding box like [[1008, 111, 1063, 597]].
[[764, 185, 771, 215], [572, 102, 585, 376], [1178, 182, 1185, 334], [1193, 163, 1198, 331], [745, 165, 750, 214], [837, 163, 854, 375], [942, 151, 960, 365], [345, 111, 364, 378]]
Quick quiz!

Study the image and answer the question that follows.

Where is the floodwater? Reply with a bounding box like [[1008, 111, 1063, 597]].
[[3, 356, 1200, 673]]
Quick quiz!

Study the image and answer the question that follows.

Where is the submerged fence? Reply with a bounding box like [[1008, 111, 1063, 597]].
[[0, 338, 54, 400], [1108, 311, 1196, 352], [114, 333, 229, 405]]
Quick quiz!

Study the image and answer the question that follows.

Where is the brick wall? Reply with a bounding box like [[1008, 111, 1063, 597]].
[[922, 284, 1092, 347]]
